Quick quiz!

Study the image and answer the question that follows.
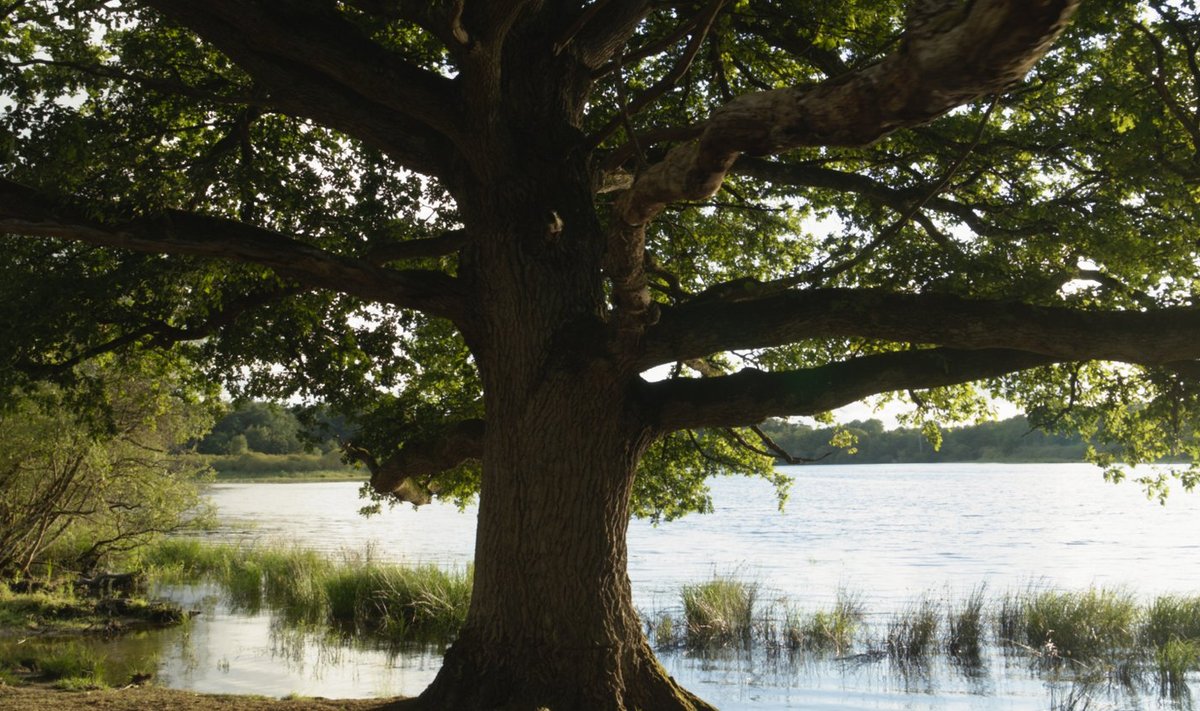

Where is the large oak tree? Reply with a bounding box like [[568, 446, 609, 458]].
[[5, 0, 1200, 708]]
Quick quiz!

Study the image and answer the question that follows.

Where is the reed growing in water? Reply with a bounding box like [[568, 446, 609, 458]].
[[145, 539, 471, 643]]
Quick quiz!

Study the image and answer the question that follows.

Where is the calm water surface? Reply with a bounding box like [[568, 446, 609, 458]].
[[150, 463, 1200, 708]]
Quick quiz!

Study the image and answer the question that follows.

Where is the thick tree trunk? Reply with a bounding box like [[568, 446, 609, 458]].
[[408, 370, 713, 710], [388, 160, 712, 704]]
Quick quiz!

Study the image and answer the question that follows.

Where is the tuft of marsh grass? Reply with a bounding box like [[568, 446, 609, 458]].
[[143, 539, 471, 643], [996, 590, 1027, 646], [681, 575, 757, 647], [649, 612, 678, 649], [886, 595, 940, 660], [1020, 588, 1139, 660], [784, 590, 863, 654], [946, 586, 986, 662], [1144, 594, 1200, 649], [1156, 638, 1200, 693]]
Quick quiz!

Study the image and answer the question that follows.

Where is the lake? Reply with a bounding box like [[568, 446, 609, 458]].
[[96, 464, 1200, 708]]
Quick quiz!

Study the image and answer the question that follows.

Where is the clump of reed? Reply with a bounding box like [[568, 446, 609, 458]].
[[648, 612, 678, 649], [1017, 588, 1139, 661], [144, 539, 471, 643], [1155, 638, 1200, 693], [946, 586, 986, 663], [885, 595, 940, 661], [681, 575, 757, 647], [993, 583, 1142, 662], [1143, 594, 1200, 692], [782, 590, 863, 654], [1143, 594, 1200, 649]]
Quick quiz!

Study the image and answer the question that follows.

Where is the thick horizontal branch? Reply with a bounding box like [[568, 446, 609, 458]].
[[644, 348, 1053, 432], [0, 178, 466, 320], [364, 229, 470, 264], [640, 289, 1200, 370], [365, 419, 486, 504]]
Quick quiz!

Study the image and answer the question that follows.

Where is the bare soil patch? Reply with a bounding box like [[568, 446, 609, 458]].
[[0, 685, 399, 710]]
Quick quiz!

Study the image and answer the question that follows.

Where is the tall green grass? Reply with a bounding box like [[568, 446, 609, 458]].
[[782, 590, 863, 654], [1144, 594, 1200, 648], [946, 586, 986, 662], [681, 575, 757, 647], [145, 539, 471, 643], [1019, 588, 1139, 660], [886, 596, 940, 660]]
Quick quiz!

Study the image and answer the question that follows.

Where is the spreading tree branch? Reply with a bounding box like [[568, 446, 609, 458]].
[[364, 229, 472, 264], [143, 0, 462, 176], [639, 288, 1200, 371], [344, 0, 471, 51], [645, 348, 1054, 432], [0, 178, 466, 320], [730, 157, 996, 235], [359, 419, 486, 504], [603, 0, 1079, 339]]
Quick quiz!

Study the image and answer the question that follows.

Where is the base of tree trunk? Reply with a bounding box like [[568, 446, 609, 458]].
[[384, 633, 716, 711]]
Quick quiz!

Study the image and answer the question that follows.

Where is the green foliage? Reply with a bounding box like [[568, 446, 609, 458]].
[[204, 451, 355, 478], [197, 401, 304, 455], [0, 354, 215, 578], [634, 428, 789, 522]]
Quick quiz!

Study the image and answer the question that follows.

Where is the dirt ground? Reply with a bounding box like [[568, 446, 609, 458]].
[[0, 685, 402, 710]]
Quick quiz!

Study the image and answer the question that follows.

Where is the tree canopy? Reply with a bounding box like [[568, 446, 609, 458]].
[[4, 1, 1200, 708]]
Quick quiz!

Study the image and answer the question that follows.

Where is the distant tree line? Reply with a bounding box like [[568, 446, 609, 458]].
[[201, 407, 1102, 465], [195, 402, 352, 456], [759, 416, 1092, 465]]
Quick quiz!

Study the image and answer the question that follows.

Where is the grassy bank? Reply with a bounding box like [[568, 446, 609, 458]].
[[196, 452, 362, 482], [145, 539, 471, 643]]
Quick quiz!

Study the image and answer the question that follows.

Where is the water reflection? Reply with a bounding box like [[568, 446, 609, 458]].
[[96, 464, 1200, 707]]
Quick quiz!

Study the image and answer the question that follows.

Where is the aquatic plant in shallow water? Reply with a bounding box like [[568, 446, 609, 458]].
[[783, 590, 864, 654], [144, 539, 471, 643], [885, 595, 940, 660], [1155, 638, 1200, 693], [1143, 594, 1200, 649], [1021, 588, 1139, 660], [946, 586, 986, 662], [681, 575, 757, 647]]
